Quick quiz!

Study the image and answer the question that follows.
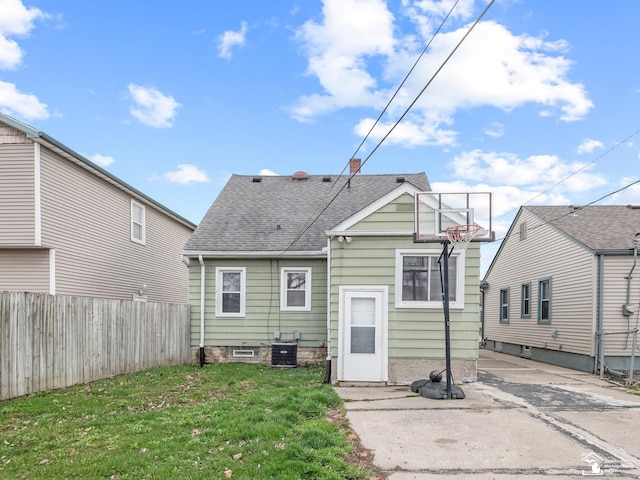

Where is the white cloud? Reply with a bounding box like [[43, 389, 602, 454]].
[[449, 149, 607, 192], [576, 138, 604, 154], [218, 21, 248, 60], [403, 0, 476, 38], [164, 164, 209, 185], [0, 80, 48, 120], [127, 84, 181, 128], [290, 0, 395, 121], [0, 1, 49, 119], [483, 122, 504, 138], [87, 153, 114, 167], [291, 1, 593, 146], [259, 169, 278, 176], [354, 114, 457, 147], [0, 0, 47, 70], [386, 21, 592, 121], [604, 177, 640, 205]]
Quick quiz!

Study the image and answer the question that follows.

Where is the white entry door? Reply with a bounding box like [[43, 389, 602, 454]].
[[339, 286, 388, 382]]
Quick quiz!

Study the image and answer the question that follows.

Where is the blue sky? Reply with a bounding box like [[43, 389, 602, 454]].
[[2, 0, 640, 269]]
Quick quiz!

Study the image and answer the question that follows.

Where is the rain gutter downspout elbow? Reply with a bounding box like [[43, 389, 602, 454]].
[[199, 255, 206, 367]]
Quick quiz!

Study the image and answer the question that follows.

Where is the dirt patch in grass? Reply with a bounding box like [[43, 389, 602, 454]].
[[327, 407, 387, 480]]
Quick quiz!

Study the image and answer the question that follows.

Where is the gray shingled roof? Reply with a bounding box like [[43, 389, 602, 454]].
[[525, 205, 640, 251], [184, 172, 430, 253]]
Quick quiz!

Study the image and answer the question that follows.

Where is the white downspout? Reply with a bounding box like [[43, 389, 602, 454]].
[[199, 255, 206, 367], [324, 237, 332, 383]]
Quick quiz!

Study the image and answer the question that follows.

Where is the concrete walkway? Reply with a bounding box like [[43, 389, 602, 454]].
[[333, 350, 640, 479]]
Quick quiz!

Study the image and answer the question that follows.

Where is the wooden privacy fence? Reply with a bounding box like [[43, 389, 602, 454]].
[[0, 291, 191, 401]]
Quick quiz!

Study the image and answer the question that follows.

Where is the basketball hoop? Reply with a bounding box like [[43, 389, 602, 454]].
[[445, 224, 481, 250]]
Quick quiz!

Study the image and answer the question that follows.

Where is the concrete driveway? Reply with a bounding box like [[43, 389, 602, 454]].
[[333, 349, 640, 479]]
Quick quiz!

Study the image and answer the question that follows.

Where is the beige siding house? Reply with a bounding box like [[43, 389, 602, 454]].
[[0, 113, 196, 303], [183, 165, 482, 384], [483, 205, 640, 374]]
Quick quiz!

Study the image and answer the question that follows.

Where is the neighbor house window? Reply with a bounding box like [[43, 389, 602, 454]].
[[538, 278, 551, 323], [281, 268, 311, 311], [131, 200, 145, 244], [499, 288, 509, 323], [521, 282, 531, 318], [395, 249, 464, 309], [216, 267, 246, 317], [519, 221, 527, 241]]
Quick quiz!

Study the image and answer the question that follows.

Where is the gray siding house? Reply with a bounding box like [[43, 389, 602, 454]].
[[0, 113, 196, 303], [182, 164, 482, 384], [483, 205, 640, 373]]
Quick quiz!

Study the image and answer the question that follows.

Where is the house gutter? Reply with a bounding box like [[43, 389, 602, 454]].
[[323, 237, 332, 384], [199, 255, 206, 368]]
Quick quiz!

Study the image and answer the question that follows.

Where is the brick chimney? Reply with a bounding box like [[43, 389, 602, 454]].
[[349, 158, 361, 174]]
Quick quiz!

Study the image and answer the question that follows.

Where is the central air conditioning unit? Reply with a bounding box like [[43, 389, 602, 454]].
[[271, 342, 297, 368]]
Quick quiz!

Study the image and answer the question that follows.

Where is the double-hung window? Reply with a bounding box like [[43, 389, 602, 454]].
[[499, 288, 509, 323], [131, 200, 145, 244], [216, 267, 246, 317], [395, 249, 464, 309], [521, 282, 531, 318], [538, 278, 551, 323], [281, 268, 311, 311]]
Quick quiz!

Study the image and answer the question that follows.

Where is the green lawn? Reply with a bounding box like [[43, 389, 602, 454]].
[[0, 363, 371, 479]]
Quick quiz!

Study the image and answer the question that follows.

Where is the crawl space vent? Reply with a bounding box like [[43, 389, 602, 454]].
[[229, 347, 260, 362]]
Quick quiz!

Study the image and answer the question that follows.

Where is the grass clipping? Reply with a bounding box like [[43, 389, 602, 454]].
[[0, 363, 375, 479]]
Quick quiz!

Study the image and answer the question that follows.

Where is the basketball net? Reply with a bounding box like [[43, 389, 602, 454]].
[[445, 224, 481, 250]]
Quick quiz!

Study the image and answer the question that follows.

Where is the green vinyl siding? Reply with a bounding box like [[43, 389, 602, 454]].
[[189, 257, 327, 347], [348, 193, 416, 231], [329, 234, 480, 361]]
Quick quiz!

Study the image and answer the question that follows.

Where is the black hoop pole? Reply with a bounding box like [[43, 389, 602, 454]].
[[441, 240, 453, 399]]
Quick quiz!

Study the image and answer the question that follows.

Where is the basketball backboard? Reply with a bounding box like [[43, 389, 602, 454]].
[[414, 191, 494, 243]]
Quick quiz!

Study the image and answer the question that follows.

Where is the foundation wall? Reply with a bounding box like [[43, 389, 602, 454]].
[[191, 346, 327, 366]]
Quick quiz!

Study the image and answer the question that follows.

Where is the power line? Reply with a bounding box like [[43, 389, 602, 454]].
[[356, 0, 495, 176], [334, 0, 464, 182], [498, 127, 640, 220], [282, 0, 496, 254], [492, 176, 640, 242], [529, 177, 640, 230]]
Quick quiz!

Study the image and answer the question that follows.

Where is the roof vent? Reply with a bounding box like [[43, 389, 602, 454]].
[[252, 177, 262, 183], [292, 171, 309, 180], [396, 176, 405, 183], [323, 176, 331, 182]]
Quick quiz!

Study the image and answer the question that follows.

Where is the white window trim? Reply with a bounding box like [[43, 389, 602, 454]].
[[395, 248, 465, 309], [280, 267, 312, 312], [216, 267, 246, 317], [131, 199, 146, 245]]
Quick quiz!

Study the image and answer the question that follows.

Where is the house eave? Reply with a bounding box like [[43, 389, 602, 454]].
[[182, 250, 327, 259], [325, 230, 415, 237], [34, 134, 196, 230], [0, 112, 195, 230]]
